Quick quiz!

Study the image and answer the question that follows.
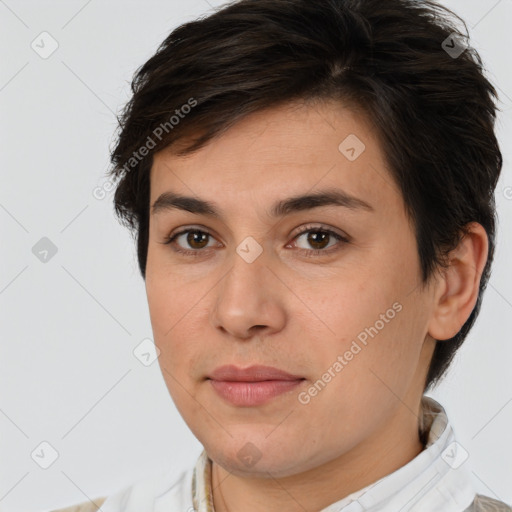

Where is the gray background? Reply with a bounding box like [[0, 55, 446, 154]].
[[1, 1, 511, 510]]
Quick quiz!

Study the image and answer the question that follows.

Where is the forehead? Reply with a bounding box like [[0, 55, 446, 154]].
[[149, 99, 400, 215]]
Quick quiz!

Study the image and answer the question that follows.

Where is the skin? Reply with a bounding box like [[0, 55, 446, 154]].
[[145, 98, 488, 512]]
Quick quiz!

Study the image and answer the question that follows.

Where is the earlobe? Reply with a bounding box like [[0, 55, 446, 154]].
[[427, 223, 489, 341]]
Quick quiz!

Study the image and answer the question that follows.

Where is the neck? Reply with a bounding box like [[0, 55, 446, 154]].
[[211, 402, 425, 512]]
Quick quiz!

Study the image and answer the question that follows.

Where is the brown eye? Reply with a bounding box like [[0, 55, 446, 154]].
[[161, 228, 218, 256], [304, 231, 331, 250], [184, 230, 210, 249], [292, 226, 348, 255]]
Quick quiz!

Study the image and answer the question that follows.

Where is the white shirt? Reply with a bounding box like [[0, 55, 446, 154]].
[[99, 396, 478, 512]]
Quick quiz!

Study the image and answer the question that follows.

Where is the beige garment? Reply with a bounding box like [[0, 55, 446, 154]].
[[467, 495, 512, 512], [48, 492, 512, 511], [50, 496, 107, 512]]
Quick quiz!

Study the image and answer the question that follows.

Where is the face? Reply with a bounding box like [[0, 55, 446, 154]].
[[145, 99, 437, 478]]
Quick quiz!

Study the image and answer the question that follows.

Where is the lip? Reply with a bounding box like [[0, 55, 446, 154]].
[[208, 364, 304, 382], [207, 365, 305, 407]]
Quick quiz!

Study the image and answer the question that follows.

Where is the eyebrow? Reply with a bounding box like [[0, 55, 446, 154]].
[[151, 188, 374, 219]]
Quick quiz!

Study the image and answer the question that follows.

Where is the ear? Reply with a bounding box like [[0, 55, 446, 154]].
[[428, 222, 489, 341]]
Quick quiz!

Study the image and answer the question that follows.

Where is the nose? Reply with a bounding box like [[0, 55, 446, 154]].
[[209, 244, 287, 340]]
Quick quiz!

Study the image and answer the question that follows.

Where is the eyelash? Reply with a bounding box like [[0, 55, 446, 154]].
[[160, 224, 350, 258]]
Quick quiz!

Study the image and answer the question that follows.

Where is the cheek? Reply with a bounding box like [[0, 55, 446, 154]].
[[300, 267, 402, 346], [146, 251, 194, 332], [298, 244, 425, 383], [145, 269, 211, 375]]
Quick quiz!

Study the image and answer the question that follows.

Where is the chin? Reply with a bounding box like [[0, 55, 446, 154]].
[[204, 435, 324, 478]]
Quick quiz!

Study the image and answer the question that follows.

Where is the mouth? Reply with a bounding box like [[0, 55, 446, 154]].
[[207, 364, 306, 406]]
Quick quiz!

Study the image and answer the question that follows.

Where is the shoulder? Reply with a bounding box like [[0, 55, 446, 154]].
[[47, 464, 193, 512], [465, 494, 512, 512], [49, 496, 107, 512]]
